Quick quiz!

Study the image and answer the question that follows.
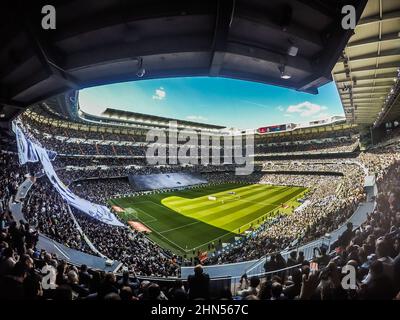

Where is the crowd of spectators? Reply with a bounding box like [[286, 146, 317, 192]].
[[1, 115, 400, 300], [0, 153, 24, 213], [228, 157, 400, 300], [262, 159, 364, 174], [255, 137, 359, 155], [21, 113, 140, 142], [72, 209, 180, 277], [21, 112, 360, 159], [206, 170, 364, 264], [22, 180, 90, 253]]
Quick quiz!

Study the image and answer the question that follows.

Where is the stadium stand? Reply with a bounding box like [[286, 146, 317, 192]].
[[5, 101, 400, 298], [1, 0, 400, 303]]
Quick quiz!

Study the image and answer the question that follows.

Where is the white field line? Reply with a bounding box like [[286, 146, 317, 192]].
[[133, 207, 158, 223], [189, 189, 308, 251], [129, 208, 189, 252], [121, 188, 307, 253], [160, 221, 202, 234]]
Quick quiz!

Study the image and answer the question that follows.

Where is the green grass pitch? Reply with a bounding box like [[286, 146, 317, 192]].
[[109, 183, 307, 256]]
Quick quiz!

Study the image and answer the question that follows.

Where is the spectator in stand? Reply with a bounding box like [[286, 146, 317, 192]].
[[167, 280, 188, 300], [187, 265, 210, 299], [287, 251, 298, 267], [78, 264, 92, 288], [359, 260, 396, 300], [237, 275, 260, 298], [313, 246, 330, 269]]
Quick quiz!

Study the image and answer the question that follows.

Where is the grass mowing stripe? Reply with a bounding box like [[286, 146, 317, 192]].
[[164, 185, 283, 215], [109, 183, 307, 256], [164, 184, 262, 207], [182, 187, 292, 220], [163, 183, 250, 203], [219, 188, 306, 231], [204, 188, 298, 226]]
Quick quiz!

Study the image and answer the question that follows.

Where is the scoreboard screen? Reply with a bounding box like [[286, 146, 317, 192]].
[[257, 124, 286, 133]]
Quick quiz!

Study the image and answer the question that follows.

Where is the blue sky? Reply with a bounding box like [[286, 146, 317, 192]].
[[79, 77, 344, 129]]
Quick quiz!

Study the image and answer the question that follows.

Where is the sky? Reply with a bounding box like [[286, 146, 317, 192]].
[[79, 77, 344, 130]]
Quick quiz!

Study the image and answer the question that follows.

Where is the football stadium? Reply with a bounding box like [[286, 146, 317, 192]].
[[110, 183, 308, 256], [0, 0, 400, 306]]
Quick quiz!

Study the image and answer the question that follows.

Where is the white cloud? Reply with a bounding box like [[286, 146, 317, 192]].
[[276, 106, 285, 112], [152, 87, 166, 100], [186, 115, 208, 122], [285, 101, 328, 117]]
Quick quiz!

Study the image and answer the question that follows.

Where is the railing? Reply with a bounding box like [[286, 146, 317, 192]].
[[132, 264, 303, 299]]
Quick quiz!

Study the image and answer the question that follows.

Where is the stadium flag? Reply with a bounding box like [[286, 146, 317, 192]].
[[13, 121, 39, 164], [34, 143, 124, 227], [13, 121, 57, 164], [13, 124, 124, 227]]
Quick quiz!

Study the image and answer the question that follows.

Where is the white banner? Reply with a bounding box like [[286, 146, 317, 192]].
[[34, 143, 124, 227], [14, 122, 124, 227], [13, 122, 39, 165]]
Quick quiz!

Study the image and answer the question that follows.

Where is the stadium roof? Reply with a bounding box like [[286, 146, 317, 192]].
[[0, 0, 367, 127], [332, 0, 400, 126], [100, 108, 226, 130]]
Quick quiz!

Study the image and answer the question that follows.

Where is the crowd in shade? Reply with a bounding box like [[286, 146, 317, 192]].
[[9, 169, 179, 277], [54, 156, 144, 168], [71, 178, 134, 205], [22, 180, 90, 254], [255, 137, 359, 155], [0, 153, 24, 214], [72, 209, 180, 277], [56, 164, 241, 186]]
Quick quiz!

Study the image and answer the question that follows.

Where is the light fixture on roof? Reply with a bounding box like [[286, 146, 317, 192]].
[[287, 40, 298, 57], [279, 64, 291, 79], [136, 57, 146, 78]]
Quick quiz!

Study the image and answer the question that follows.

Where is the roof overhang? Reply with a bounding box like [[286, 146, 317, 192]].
[[332, 0, 400, 127], [0, 0, 367, 123]]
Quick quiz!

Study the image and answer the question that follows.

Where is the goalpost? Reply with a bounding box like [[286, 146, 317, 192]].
[[125, 207, 139, 220]]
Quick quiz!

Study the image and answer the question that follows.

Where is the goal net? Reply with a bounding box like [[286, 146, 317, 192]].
[[125, 208, 139, 220]]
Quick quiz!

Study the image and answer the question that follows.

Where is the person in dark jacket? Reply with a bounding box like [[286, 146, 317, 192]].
[[187, 264, 210, 299]]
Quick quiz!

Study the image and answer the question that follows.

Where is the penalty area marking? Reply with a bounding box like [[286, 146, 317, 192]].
[[128, 207, 158, 224], [116, 189, 306, 254], [159, 221, 202, 234]]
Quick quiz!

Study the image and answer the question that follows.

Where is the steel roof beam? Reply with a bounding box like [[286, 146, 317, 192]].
[[357, 10, 400, 26], [347, 32, 400, 48]]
